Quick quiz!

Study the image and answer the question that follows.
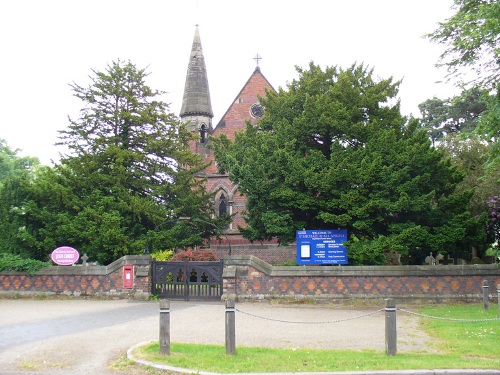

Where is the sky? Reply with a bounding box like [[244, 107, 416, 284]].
[[0, 0, 459, 165]]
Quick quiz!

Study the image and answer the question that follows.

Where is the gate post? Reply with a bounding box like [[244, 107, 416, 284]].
[[385, 298, 397, 356], [159, 299, 170, 355], [225, 299, 236, 355], [151, 260, 156, 296]]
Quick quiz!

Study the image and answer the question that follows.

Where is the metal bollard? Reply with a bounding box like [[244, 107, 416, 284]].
[[385, 298, 397, 356], [159, 299, 170, 355], [483, 280, 490, 310], [225, 299, 236, 355]]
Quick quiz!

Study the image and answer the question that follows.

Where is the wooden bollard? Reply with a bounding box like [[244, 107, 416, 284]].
[[225, 299, 236, 355], [159, 300, 170, 355], [497, 284, 500, 318], [385, 298, 397, 356], [483, 280, 490, 310]]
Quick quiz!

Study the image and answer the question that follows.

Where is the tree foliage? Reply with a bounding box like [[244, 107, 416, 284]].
[[475, 90, 500, 172], [0, 139, 39, 188], [418, 88, 490, 145], [439, 135, 498, 214], [426, 0, 500, 170], [212, 63, 484, 264], [0, 141, 40, 256], [426, 0, 500, 88], [485, 195, 500, 258], [4, 60, 221, 264]]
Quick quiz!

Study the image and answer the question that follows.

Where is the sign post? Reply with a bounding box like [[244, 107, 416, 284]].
[[296, 230, 348, 265]]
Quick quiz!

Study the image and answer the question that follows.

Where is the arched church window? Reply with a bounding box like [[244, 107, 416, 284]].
[[200, 123, 207, 143], [218, 194, 227, 217]]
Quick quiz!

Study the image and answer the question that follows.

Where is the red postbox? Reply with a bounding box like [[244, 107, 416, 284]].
[[123, 265, 134, 289]]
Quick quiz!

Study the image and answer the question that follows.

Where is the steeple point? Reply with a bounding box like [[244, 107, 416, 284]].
[[180, 25, 213, 131]]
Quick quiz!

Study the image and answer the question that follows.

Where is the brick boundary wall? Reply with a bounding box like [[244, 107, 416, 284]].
[[1, 254, 499, 302], [222, 255, 500, 302], [0, 255, 151, 299]]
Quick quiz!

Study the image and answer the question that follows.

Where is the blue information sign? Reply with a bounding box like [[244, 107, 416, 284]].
[[296, 229, 348, 265]]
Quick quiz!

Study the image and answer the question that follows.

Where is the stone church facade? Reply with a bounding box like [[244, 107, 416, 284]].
[[179, 26, 294, 263]]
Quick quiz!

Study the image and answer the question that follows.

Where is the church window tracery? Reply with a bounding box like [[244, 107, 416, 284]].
[[218, 193, 227, 218]]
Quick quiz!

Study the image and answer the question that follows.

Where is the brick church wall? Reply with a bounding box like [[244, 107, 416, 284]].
[[211, 245, 295, 264]]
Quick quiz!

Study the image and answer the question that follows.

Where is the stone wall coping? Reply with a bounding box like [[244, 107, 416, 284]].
[[6, 255, 153, 276], [227, 293, 488, 302], [223, 255, 500, 277]]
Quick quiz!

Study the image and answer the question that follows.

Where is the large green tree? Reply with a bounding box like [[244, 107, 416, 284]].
[[418, 91, 499, 237], [11, 60, 220, 264], [212, 63, 485, 264], [427, 0, 500, 257]]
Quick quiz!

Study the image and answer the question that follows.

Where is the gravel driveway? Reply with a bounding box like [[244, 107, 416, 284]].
[[0, 299, 433, 375]]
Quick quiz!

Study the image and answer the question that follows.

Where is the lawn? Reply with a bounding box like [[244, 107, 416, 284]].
[[131, 304, 500, 373]]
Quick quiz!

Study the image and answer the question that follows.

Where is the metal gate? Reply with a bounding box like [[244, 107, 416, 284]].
[[151, 260, 223, 300]]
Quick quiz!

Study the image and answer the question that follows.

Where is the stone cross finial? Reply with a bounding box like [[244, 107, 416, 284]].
[[425, 252, 435, 265], [81, 253, 89, 267], [253, 53, 262, 67]]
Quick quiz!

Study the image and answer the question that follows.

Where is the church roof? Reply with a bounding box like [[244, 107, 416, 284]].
[[212, 66, 275, 140], [202, 66, 274, 175], [180, 25, 213, 118]]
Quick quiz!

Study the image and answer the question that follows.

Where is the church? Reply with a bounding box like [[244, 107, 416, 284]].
[[178, 26, 294, 264]]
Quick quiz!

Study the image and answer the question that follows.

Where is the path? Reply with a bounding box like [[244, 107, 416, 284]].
[[0, 299, 432, 375]]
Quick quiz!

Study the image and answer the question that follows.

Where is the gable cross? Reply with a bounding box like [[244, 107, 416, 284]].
[[253, 53, 262, 67]]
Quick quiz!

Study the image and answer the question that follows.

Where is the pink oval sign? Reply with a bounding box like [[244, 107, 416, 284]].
[[51, 246, 80, 266]]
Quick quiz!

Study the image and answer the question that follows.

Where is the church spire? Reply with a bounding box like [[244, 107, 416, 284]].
[[180, 25, 213, 132]]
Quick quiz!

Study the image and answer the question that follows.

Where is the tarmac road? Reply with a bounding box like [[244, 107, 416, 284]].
[[0, 298, 475, 375]]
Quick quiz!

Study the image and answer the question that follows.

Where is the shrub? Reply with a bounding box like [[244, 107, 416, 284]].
[[171, 249, 217, 261], [150, 250, 174, 261], [0, 253, 50, 275]]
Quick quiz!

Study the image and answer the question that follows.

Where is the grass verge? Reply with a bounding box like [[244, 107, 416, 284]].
[[130, 304, 500, 373]]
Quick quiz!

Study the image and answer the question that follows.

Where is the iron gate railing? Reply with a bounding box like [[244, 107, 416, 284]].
[[151, 260, 223, 300]]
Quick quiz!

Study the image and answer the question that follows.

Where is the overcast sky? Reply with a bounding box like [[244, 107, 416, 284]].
[[0, 0, 459, 165]]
